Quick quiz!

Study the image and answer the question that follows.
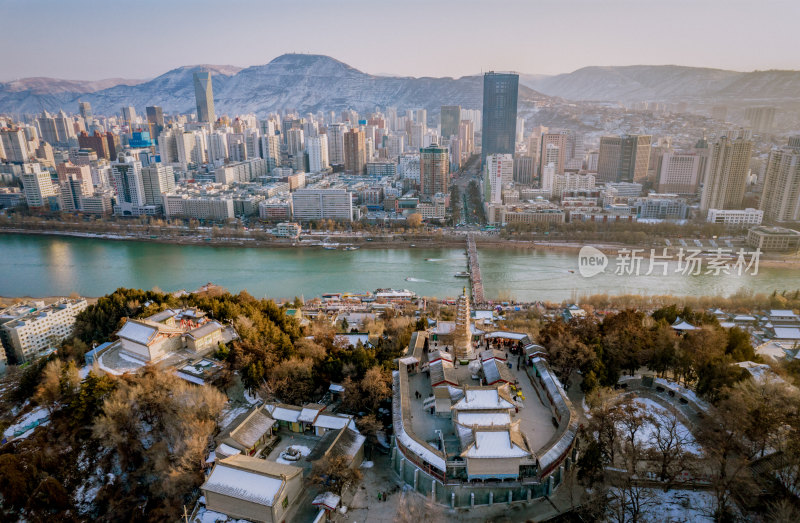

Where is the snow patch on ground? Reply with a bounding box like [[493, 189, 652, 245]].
[[3, 406, 49, 440], [630, 398, 701, 455], [275, 445, 311, 464], [195, 504, 252, 523], [361, 460, 374, 468], [645, 488, 715, 522], [243, 390, 259, 405]]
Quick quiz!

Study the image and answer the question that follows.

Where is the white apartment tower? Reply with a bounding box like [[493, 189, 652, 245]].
[[306, 135, 329, 172], [486, 153, 513, 204], [326, 123, 347, 165], [21, 163, 58, 208], [760, 148, 800, 222], [701, 137, 753, 212]]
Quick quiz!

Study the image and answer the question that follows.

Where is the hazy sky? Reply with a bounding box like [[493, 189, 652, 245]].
[[1, 0, 798, 81]]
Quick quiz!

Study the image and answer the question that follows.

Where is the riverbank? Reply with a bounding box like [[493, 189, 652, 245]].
[[2, 226, 799, 268]]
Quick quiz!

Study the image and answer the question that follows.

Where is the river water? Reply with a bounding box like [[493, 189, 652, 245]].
[[0, 233, 796, 302]]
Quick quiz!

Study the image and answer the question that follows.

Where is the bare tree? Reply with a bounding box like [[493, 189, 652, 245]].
[[307, 455, 362, 496], [647, 409, 694, 486]]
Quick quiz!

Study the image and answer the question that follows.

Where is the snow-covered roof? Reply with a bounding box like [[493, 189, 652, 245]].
[[186, 321, 223, 340], [271, 405, 302, 423], [201, 465, 279, 505], [770, 309, 797, 317], [482, 358, 514, 385], [176, 371, 205, 385], [230, 408, 276, 448], [671, 317, 697, 331], [334, 333, 370, 347], [719, 322, 736, 329], [773, 327, 800, 341], [455, 411, 511, 427], [399, 356, 419, 365], [452, 387, 514, 410], [215, 443, 241, 458], [472, 310, 494, 320], [461, 429, 529, 459], [392, 370, 446, 472], [733, 314, 757, 322], [314, 413, 352, 430], [429, 358, 457, 387], [312, 492, 341, 511], [116, 320, 158, 345], [485, 331, 529, 341], [298, 405, 324, 424], [328, 383, 345, 393]]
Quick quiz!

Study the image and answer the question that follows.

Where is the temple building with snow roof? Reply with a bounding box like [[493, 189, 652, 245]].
[[390, 320, 579, 508]]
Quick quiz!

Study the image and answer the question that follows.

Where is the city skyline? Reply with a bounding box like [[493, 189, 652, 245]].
[[1, 0, 799, 82]]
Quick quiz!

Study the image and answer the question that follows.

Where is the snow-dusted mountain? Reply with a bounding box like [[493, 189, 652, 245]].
[[0, 54, 549, 116], [520, 65, 800, 103]]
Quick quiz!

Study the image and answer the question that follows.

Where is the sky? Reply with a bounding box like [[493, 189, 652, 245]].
[[1, 0, 798, 82]]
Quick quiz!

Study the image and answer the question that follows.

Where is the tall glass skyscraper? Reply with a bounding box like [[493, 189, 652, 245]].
[[193, 72, 216, 123], [440, 105, 461, 139], [481, 72, 518, 163]]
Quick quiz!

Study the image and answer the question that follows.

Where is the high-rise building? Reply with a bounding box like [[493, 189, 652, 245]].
[[121, 106, 137, 126], [141, 164, 175, 207], [21, 164, 58, 208], [206, 132, 228, 164], [0, 128, 30, 163], [481, 72, 519, 163], [658, 152, 703, 195], [386, 133, 405, 160], [760, 148, 800, 222], [414, 109, 427, 128], [539, 133, 567, 176], [326, 123, 347, 165], [409, 123, 424, 149], [700, 137, 753, 211], [146, 105, 164, 127], [145, 106, 164, 140], [286, 128, 305, 158], [513, 154, 535, 185], [78, 130, 111, 159], [54, 110, 75, 143], [744, 106, 776, 132], [291, 189, 353, 222], [261, 134, 281, 171], [420, 144, 449, 197], [193, 72, 216, 123], [105, 131, 120, 159], [37, 111, 60, 145], [343, 128, 366, 174], [459, 120, 475, 157], [111, 156, 146, 212], [56, 162, 93, 211], [485, 153, 513, 204], [306, 135, 329, 173], [440, 106, 461, 141], [597, 134, 652, 183], [78, 101, 92, 123]]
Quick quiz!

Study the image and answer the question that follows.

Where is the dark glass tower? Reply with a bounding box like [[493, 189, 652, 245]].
[[481, 72, 518, 163], [440, 105, 461, 140], [193, 72, 216, 123]]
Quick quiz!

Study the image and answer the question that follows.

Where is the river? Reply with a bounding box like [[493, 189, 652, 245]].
[[0, 233, 797, 302]]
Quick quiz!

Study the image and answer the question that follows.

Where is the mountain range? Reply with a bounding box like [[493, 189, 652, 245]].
[[520, 65, 800, 103], [1, 55, 799, 117], [0, 55, 549, 117]]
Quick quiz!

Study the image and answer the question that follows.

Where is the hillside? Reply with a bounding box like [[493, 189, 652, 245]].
[[0, 54, 549, 116], [521, 65, 800, 102]]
